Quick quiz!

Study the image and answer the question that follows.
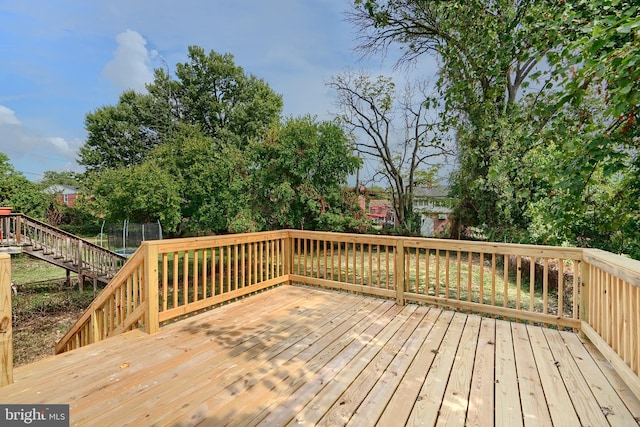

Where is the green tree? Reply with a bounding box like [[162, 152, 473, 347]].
[[329, 71, 448, 235], [0, 153, 49, 219], [89, 160, 182, 232], [349, 0, 640, 257], [151, 125, 254, 234], [79, 46, 283, 173], [250, 116, 369, 232], [174, 46, 283, 145], [79, 90, 165, 172], [349, 0, 567, 238], [78, 46, 284, 234], [559, 0, 639, 121], [537, 0, 640, 256], [40, 171, 80, 188]]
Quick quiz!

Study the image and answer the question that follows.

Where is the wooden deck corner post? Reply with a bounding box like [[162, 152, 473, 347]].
[[0, 253, 13, 387], [144, 243, 159, 334], [284, 232, 293, 285], [395, 238, 405, 306], [579, 255, 590, 338]]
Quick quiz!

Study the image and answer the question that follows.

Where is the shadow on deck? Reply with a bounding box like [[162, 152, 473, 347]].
[[3, 286, 640, 426]]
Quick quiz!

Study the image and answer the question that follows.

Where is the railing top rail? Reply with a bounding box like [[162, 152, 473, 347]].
[[148, 230, 290, 252], [11, 213, 126, 260], [583, 248, 640, 287]]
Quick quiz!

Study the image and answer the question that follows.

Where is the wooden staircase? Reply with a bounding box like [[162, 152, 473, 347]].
[[0, 213, 126, 286]]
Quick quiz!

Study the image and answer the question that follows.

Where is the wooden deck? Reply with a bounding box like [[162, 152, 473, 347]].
[[3, 286, 640, 426]]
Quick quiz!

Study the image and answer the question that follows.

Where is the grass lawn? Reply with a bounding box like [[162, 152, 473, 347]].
[[293, 247, 574, 319]]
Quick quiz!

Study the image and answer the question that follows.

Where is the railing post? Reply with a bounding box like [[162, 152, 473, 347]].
[[0, 253, 12, 387], [15, 215, 21, 245], [579, 256, 590, 338], [0, 216, 6, 244], [144, 243, 159, 334], [395, 238, 405, 306], [284, 233, 293, 284]]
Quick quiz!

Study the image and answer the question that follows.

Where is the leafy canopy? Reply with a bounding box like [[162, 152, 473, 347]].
[[79, 46, 367, 235]]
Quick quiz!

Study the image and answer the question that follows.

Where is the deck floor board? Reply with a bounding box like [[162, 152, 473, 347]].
[[3, 285, 640, 426]]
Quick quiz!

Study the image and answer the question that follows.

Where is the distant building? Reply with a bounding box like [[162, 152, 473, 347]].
[[367, 199, 396, 226], [45, 185, 79, 208], [412, 186, 453, 237]]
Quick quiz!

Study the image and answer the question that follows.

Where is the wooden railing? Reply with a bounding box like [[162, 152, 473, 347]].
[[54, 248, 148, 353], [0, 214, 125, 282], [55, 231, 289, 353], [581, 249, 640, 397], [51, 230, 639, 397], [290, 231, 583, 329]]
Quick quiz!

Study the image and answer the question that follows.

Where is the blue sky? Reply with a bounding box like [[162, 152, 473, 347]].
[[0, 0, 438, 182]]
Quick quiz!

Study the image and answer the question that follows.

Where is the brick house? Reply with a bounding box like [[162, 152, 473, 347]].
[[46, 185, 80, 208]]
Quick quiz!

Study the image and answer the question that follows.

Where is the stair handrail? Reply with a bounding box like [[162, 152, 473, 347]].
[[10, 214, 126, 277], [11, 214, 123, 256]]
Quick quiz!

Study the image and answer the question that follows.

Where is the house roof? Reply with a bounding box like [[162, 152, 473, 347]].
[[45, 185, 79, 195], [413, 186, 449, 198], [369, 199, 393, 208]]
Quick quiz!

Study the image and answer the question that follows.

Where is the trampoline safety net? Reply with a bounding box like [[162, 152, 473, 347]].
[[105, 220, 163, 256]]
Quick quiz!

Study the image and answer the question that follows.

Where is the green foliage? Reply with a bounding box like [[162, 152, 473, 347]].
[[558, 0, 639, 120], [77, 46, 286, 234], [79, 46, 283, 174], [79, 51, 366, 236], [56, 203, 103, 236], [79, 90, 165, 171], [250, 116, 369, 232], [174, 46, 283, 144], [0, 152, 50, 218], [152, 125, 253, 234], [89, 159, 183, 232], [39, 171, 80, 187], [350, 0, 640, 258]]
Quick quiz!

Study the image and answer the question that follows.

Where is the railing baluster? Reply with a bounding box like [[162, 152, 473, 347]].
[[516, 256, 522, 311], [503, 254, 509, 316], [456, 250, 461, 301], [193, 249, 199, 303], [557, 260, 563, 317], [162, 253, 168, 312], [479, 252, 485, 304]]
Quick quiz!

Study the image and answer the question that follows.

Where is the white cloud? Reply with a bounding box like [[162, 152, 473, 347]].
[[103, 29, 154, 92], [0, 108, 81, 176], [0, 105, 21, 126], [48, 136, 74, 155]]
